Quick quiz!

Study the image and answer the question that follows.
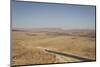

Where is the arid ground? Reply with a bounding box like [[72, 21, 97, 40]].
[[12, 30, 96, 66]]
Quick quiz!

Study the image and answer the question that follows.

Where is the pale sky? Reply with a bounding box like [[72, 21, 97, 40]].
[[12, 0, 96, 30]]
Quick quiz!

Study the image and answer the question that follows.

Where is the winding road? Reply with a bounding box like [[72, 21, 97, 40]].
[[36, 47, 95, 62]]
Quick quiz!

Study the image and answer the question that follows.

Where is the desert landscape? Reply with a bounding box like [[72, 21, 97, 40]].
[[11, 1, 96, 66], [12, 29, 96, 66]]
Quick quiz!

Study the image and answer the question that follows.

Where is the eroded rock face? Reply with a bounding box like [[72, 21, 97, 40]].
[[12, 47, 57, 66]]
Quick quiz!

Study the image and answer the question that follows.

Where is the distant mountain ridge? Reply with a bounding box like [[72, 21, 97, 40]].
[[12, 28, 95, 33]]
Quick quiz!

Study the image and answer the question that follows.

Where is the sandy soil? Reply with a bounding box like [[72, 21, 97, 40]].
[[12, 31, 96, 66]]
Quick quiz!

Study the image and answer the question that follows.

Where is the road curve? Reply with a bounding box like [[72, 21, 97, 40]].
[[44, 49, 95, 61]]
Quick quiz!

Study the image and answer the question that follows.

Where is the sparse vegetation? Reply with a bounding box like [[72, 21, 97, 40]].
[[12, 31, 96, 66]]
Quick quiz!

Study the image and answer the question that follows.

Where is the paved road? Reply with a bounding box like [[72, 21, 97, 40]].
[[44, 49, 95, 61]]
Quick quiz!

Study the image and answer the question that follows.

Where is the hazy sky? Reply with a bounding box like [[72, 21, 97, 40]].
[[12, 0, 96, 30]]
